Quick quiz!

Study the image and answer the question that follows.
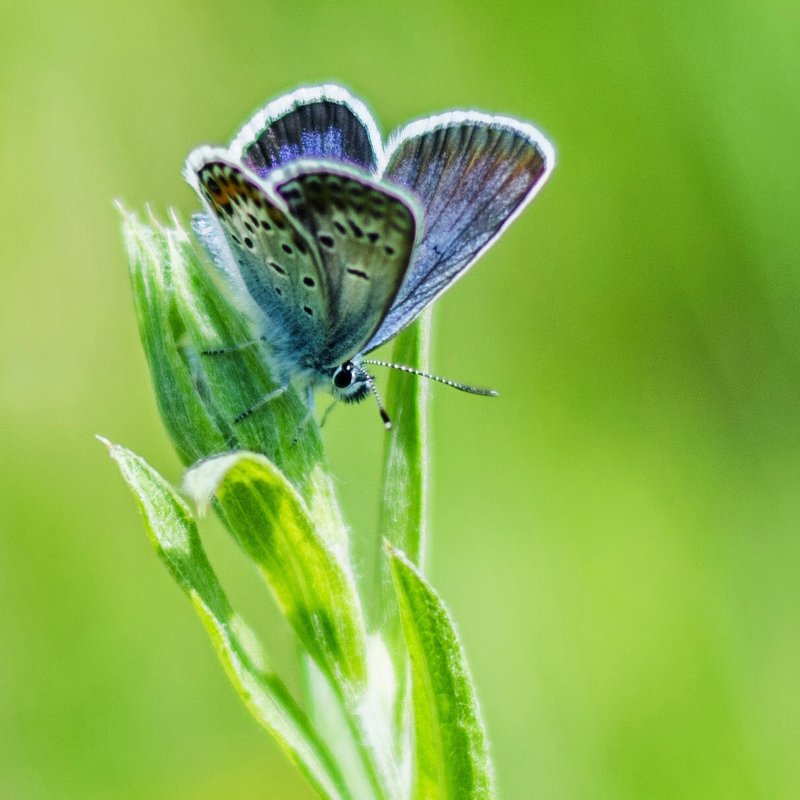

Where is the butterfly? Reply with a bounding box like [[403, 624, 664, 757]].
[[184, 85, 554, 427]]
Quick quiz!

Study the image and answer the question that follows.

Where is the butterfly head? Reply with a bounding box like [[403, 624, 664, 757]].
[[328, 359, 392, 429], [330, 360, 372, 404]]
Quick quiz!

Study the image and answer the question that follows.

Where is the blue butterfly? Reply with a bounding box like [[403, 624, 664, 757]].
[[185, 85, 554, 427]]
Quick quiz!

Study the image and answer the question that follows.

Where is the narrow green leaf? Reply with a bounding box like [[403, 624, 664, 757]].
[[102, 438, 348, 800], [378, 311, 432, 570], [389, 546, 495, 800], [376, 313, 432, 757], [184, 451, 368, 689], [302, 650, 388, 800], [376, 313, 431, 650]]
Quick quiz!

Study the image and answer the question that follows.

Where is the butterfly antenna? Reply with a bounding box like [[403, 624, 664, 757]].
[[362, 359, 499, 397], [366, 375, 392, 430]]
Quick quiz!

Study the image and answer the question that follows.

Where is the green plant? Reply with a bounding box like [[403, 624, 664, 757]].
[[104, 208, 494, 799]]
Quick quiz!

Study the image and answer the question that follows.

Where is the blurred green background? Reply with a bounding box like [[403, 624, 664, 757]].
[[2, 0, 799, 797]]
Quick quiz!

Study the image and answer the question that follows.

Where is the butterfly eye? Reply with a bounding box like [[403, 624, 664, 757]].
[[333, 362, 355, 389]]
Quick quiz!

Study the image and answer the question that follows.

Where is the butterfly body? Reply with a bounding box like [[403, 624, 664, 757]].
[[185, 85, 554, 419]]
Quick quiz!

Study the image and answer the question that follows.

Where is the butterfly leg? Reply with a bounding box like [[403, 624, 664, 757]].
[[201, 339, 260, 356], [297, 385, 317, 430], [233, 384, 289, 424], [290, 386, 317, 446], [318, 399, 337, 429]]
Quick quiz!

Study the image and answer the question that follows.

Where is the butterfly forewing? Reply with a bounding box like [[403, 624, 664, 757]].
[[273, 163, 418, 365], [231, 86, 382, 177], [367, 117, 552, 350], [192, 156, 329, 371]]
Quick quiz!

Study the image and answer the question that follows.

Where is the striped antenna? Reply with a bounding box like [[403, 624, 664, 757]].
[[366, 376, 392, 429], [362, 360, 499, 397]]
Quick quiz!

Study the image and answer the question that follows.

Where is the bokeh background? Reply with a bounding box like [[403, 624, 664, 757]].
[[2, 1, 799, 797]]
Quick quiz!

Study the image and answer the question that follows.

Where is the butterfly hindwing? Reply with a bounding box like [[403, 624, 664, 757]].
[[272, 161, 419, 365], [188, 151, 329, 373], [366, 115, 554, 350]]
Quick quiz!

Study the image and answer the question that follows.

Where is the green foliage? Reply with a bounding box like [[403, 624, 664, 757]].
[[102, 439, 348, 799], [108, 210, 495, 799], [390, 546, 494, 799]]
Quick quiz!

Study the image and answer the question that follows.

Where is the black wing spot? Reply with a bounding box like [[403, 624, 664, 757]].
[[269, 261, 286, 275], [261, 219, 272, 231], [281, 243, 293, 255], [248, 213, 258, 225], [231, 234, 242, 245], [303, 306, 314, 316], [348, 220, 364, 239], [384, 245, 396, 256], [367, 231, 379, 243], [275, 287, 282, 296], [207, 178, 220, 194], [334, 221, 346, 234], [244, 237, 254, 249], [318, 234, 335, 249], [291, 202, 309, 222], [244, 221, 254, 234], [389, 214, 412, 233], [369, 192, 387, 209], [347, 267, 369, 280], [303, 276, 315, 287]]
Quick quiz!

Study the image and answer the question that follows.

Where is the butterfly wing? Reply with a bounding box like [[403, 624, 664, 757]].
[[365, 114, 554, 351], [185, 147, 329, 377], [271, 161, 419, 366], [229, 85, 383, 178]]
